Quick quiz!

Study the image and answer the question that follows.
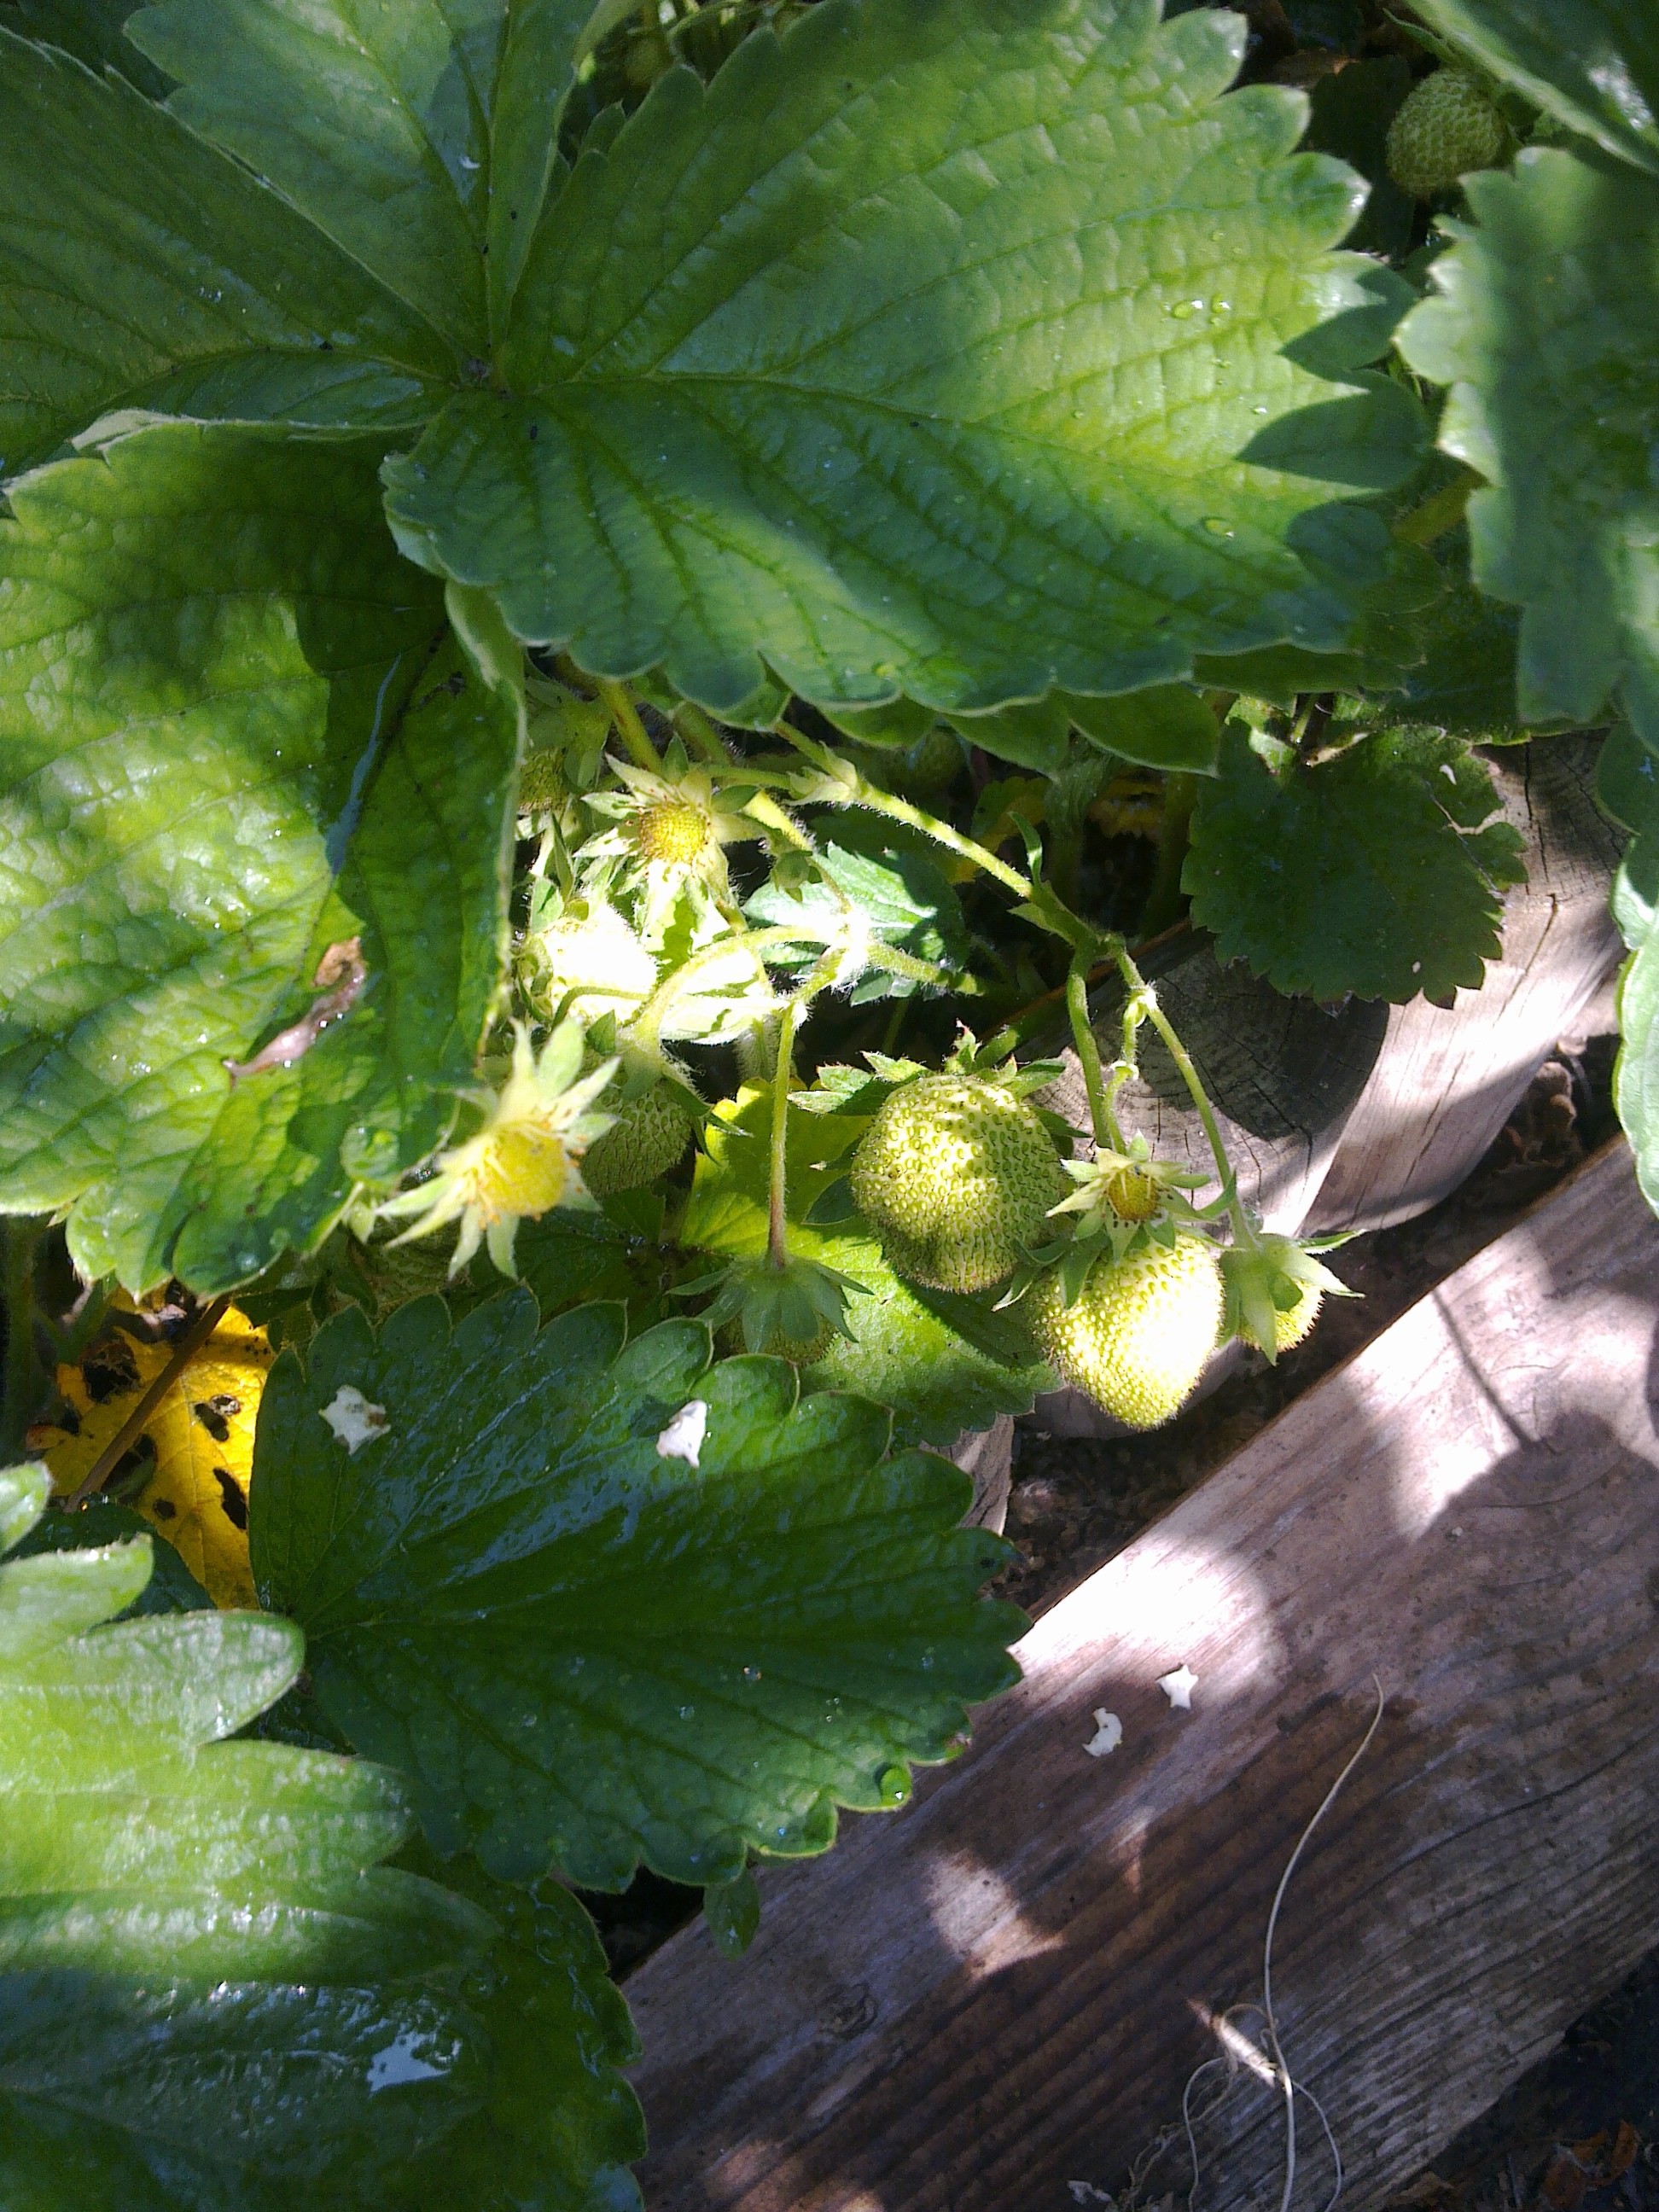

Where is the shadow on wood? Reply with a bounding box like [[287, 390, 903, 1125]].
[[625, 1144, 1659, 2212]]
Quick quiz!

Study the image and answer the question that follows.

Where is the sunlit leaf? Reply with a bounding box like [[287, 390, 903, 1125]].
[[382, 0, 1423, 718]]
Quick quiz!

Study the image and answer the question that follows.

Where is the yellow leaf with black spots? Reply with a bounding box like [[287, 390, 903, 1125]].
[[29, 1296, 272, 1608]]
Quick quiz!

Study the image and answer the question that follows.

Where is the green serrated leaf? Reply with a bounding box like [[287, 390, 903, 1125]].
[[128, 0, 627, 353], [0, 29, 457, 474], [1412, 0, 1659, 178], [682, 1091, 1051, 1446], [1185, 720, 1526, 1002], [382, 0, 1423, 718], [1393, 535, 1526, 739], [703, 1865, 760, 1959], [745, 825, 972, 1000], [1615, 835, 1659, 951], [0, 1463, 643, 2212], [816, 697, 939, 751], [510, 1204, 670, 1324], [1192, 509, 1445, 702], [0, 425, 520, 1295], [946, 699, 1072, 776], [250, 1292, 1022, 1889], [1399, 150, 1659, 749]]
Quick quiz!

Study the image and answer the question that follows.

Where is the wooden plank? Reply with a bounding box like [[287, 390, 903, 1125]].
[[625, 1143, 1659, 2211]]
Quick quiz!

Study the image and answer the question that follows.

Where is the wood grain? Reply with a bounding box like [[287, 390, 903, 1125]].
[[626, 1143, 1659, 2212]]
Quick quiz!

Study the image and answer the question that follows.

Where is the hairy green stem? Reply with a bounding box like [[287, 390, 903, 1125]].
[[595, 678, 661, 772], [1103, 988, 1144, 1129], [672, 701, 734, 764], [1065, 957, 1124, 1152], [774, 719, 1033, 897], [2, 1218, 43, 1460], [1139, 771, 1196, 940], [1107, 939, 1249, 1241], [767, 998, 798, 1269], [742, 789, 815, 853]]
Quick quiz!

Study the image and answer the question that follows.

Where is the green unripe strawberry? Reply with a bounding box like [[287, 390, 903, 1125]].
[[581, 1087, 693, 1197], [1386, 69, 1511, 198], [850, 1074, 1066, 1293], [517, 746, 566, 812], [1033, 1235, 1222, 1430], [718, 1316, 833, 1366], [1265, 1277, 1322, 1354], [1220, 1233, 1345, 1359]]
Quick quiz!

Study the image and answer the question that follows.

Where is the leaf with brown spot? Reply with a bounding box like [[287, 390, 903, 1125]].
[[30, 1296, 272, 1606]]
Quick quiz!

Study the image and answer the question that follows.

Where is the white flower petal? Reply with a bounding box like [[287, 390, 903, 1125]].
[[1085, 1709, 1123, 1759], [319, 1385, 389, 1454], [655, 1399, 709, 1469], [1157, 1663, 1198, 1711]]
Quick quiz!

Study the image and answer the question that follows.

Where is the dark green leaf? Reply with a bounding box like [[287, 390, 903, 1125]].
[[703, 1866, 760, 1959], [250, 1292, 1022, 1889], [1399, 150, 1659, 748], [1394, 538, 1526, 739], [129, 0, 632, 352], [0, 1462, 643, 2212], [1065, 685, 1221, 774], [0, 29, 455, 473], [511, 1205, 671, 1322], [1596, 723, 1659, 835], [1192, 510, 1444, 703], [0, 427, 520, 1294], [817, 697, 938, 750], [383, 0, 1423, 719], [1303, 55, 1415, 259], [946, 700, 1072, 776], [1412, 0, 1659, 177], [9, 0, 170, 95], [1184, 721, 1527, 1002]]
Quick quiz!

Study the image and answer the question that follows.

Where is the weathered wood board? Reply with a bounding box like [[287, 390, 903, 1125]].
[[626, 1142, 1659, 2211]]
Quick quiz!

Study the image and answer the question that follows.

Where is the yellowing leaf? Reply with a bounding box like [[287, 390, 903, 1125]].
[[30, 1297, 272, 1607]]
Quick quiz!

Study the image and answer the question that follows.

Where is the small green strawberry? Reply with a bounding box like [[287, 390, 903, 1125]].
[[688, 1254, 864, 1361], [850, 1073, 1067, 1293], [1220, 1233, 1349, 1360], [1386, 69, 1512, 198], [1033, 1233, 1222, 1430], [516, 744, 567, 812], [580, 1086, 694, 1197]]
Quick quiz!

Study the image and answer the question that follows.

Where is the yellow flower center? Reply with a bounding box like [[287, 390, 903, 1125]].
[[1106, 1167, 1161, 1223], [467, 1121, 568, 1224], [633, 797, 710, 866]]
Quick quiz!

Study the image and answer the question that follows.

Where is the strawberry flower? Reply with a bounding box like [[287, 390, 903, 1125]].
[[377, 1022, 616, 1278]]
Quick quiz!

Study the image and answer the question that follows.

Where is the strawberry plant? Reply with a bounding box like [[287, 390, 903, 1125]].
[[0, 0, 1654, 2198]]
